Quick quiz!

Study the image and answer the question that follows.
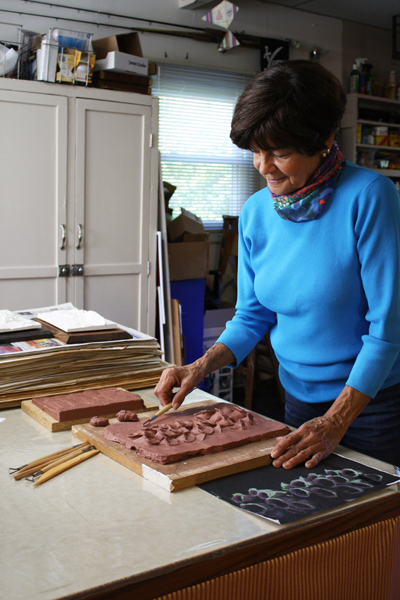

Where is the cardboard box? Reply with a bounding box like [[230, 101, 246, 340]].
[[168, 241, 209, 281], [183, 233, 209, 243], [168, 212, 205, 242], [92, 32, 148, 76]]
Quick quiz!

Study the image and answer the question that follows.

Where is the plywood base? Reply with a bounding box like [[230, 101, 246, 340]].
[[21, 396, 158, 432], [33, 318, 132, 344], [72, 402, 278, 492]]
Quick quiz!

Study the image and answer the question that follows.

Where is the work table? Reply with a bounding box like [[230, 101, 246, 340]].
[[1, 388, 400, 600]]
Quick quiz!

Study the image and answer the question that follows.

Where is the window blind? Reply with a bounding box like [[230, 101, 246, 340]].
[[153, 64, 259, 229]]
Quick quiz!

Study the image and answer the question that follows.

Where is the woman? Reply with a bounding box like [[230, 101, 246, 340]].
[[155, 60, 400, 469]]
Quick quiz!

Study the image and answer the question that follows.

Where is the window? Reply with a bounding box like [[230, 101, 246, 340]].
[[153, 64, 259, 229]]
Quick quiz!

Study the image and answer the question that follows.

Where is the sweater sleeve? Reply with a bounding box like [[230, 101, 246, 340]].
[[346, 175, 400, 397], [216, 206, 276, 367]]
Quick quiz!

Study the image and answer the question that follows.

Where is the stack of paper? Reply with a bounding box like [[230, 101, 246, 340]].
[[36, 308, 118, 332], [0, 304, 169, 409]]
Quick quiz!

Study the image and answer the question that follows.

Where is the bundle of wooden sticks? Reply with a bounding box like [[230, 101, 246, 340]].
[[10, 442, 99, 487]]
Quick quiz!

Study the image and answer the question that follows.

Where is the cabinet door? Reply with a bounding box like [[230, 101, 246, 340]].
[[0, 90, 68, 310], [75, 98, 157, 333]]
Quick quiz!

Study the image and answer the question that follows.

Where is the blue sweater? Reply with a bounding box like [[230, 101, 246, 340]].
[[217, 162, 400, 402]]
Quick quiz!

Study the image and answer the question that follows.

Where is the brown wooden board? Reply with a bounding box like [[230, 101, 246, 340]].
[[72, 402, 279, 492], [33, 318, 132, 344], [0, 328, 53, 343], [21, 396, 158, 432]]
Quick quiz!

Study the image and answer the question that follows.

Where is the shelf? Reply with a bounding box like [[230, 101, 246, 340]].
[[357, 119, 400, 129], [356, 143, 400, 152], [341, 94, 400, 180], [354, 93, 400, 109], [364, 167, 400, 177]]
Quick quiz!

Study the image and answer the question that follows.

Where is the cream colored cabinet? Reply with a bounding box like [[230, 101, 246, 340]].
[[0, 88, 68, 309], [0, 79, 158, 335]]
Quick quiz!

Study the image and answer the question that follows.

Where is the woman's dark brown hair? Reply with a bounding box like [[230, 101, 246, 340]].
[[231, 60, 347, 156]]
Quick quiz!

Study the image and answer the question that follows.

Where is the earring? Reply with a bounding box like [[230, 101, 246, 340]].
[[322, 148, 331, 158]]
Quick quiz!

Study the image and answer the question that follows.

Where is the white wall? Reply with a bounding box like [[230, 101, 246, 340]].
[[0, 0, 342, 78]]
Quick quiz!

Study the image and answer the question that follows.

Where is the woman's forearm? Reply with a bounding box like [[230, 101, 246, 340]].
[[191, 342, 236, 380], [325, 385, 371, 430]]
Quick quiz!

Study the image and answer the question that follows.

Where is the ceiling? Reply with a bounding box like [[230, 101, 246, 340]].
[[260, 0, 400, 31]]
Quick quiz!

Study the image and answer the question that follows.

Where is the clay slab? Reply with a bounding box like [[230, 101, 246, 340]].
[[103, 402, 290, 464], [32, 387, 146, 422]]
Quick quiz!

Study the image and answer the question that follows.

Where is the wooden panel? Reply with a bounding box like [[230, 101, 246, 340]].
[[21, 397, 158, 432], [72, 401, 281, 492], [33, 318, 132, 344]]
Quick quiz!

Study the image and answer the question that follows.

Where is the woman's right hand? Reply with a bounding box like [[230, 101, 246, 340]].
[[153, 364, 203, 409], [154, 342, 236, 410]]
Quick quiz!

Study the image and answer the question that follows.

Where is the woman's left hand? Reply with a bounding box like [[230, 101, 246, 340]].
[[270, 414, 346, 469], [270, 385, 371, 469]]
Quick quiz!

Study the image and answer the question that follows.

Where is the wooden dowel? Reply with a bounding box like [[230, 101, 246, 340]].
[[33, 449, 99, 487], [15, 458, 66, 480], [14, 442, 89, 479], [34, 446, 93, 476], [155, 402, 173, 418]]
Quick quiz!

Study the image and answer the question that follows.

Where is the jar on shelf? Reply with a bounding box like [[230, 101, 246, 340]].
[[388, 130, 400, 147], [356, 123, 362, 143], [362, 127, 374, 145], [373, 126, 388, 146], [385, 71, 397, 99]]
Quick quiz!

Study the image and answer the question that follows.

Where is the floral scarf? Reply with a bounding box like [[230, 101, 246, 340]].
[[271, 137, 345, 223]]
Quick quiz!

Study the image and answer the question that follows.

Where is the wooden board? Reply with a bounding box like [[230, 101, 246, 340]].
[[33, 318, 132, 344], [72, 402, 278, 492], [21, 397, 158, 432], [0, 328, 53, 343]]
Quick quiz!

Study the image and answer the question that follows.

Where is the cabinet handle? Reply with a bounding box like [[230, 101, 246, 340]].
[[76, 223, 83, 250], [60, 224, 66, 250]]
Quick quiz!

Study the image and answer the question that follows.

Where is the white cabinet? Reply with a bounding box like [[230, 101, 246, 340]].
[[341, 93, 400, 180], [0, 89, 68, 308], [0, 79, 158, 335]]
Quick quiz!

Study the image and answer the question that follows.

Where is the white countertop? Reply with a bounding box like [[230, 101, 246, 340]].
[[1, 388, 398, 600]]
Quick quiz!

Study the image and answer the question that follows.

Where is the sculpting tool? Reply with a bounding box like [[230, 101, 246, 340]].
[[142, 401, 173, 426], [142, 388, 196, 426], [33, 447, 99, 487], [26, 444, 93, 481], [11, 442, 90, 479]]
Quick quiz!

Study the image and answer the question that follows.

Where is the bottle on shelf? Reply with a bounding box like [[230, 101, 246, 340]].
[[361, 63, 373, 95], [350, 63, 360, 93], [385, 70, 397, 99]]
